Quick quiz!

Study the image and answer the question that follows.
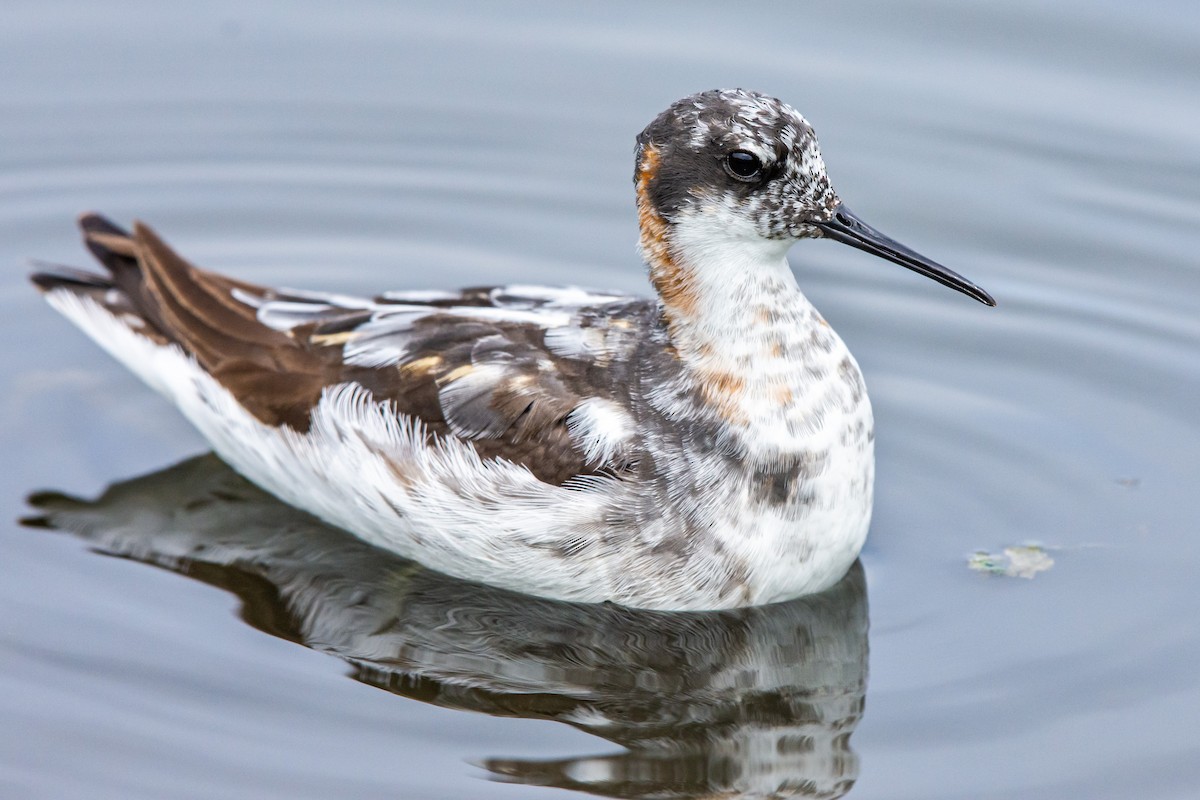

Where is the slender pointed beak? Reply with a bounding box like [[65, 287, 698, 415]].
[[816, 204, 995, 306]]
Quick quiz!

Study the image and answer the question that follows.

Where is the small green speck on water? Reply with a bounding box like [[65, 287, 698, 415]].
[[968, 545, 1054, 580]]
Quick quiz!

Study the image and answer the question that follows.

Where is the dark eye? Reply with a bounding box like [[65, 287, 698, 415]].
[[724, 150, 763, 182]]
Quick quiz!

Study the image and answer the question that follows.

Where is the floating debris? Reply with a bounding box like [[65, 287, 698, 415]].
[[968, 545, 1054, 580]]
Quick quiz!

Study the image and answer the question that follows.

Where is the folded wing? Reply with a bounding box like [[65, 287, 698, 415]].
[[35, 215, 650, 485]]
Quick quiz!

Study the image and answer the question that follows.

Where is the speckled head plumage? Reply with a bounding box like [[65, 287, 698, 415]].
[[634, 89, 996, 307], [635, 89, 840, 241]]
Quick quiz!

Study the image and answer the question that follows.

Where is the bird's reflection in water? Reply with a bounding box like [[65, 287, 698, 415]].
[[27, 454, 869, 799]]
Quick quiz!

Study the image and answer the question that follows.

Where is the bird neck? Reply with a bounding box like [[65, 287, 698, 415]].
[[633, 144, 838, 430], [639, 211, 836, 434], [639, 198, 811, 352]]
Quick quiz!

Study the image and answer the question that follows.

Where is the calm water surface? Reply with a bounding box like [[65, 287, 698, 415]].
[[3, 2, 1199, 798]]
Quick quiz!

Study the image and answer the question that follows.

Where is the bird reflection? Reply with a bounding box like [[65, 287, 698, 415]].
[[26, 454, 869, 799]]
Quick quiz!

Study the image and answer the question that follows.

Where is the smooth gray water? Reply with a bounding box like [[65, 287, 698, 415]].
[[3, 2, 1199, 798]]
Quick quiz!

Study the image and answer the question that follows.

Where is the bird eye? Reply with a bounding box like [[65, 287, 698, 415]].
[[724, 150, 764, 181]]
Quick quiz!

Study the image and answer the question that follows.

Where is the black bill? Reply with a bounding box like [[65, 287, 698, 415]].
[[816, 204, 996, 306]]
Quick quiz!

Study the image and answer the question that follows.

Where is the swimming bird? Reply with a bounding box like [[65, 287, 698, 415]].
[[32, 89, 994, 611]]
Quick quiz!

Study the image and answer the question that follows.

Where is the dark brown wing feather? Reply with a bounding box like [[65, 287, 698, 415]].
[[90, 216, 334, 430], [38, 214, 644, 485]]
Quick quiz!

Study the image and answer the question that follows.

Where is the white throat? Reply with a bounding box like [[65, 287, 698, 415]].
[[656, 205, 813, 369]]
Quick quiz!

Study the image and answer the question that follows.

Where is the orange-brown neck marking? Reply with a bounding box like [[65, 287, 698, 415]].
[[636, 145, 698, 321]]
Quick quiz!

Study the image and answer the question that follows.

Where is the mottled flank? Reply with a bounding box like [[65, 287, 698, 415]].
[[839, 356, 866, 404], [696, 367, 748, 424]]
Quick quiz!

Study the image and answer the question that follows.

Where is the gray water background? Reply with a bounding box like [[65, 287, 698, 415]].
[[2, 1, 1199, 798]]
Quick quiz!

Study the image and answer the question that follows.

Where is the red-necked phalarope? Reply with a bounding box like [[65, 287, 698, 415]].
[[33, 89, 994, 611]]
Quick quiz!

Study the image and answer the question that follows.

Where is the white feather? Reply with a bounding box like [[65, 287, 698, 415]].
[[567, 398, 635, 467], [379, 289, 460, 302], [491, 285, 624, 307]]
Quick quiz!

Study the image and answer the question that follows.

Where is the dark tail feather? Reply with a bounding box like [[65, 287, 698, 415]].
[[77, 212, 152, 300], [35, 212, 328, 429], [33, 213, 170, 339], [29, 212, 138, 295], [79, 212, 135, 263], [29, 261, 113, 293]]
